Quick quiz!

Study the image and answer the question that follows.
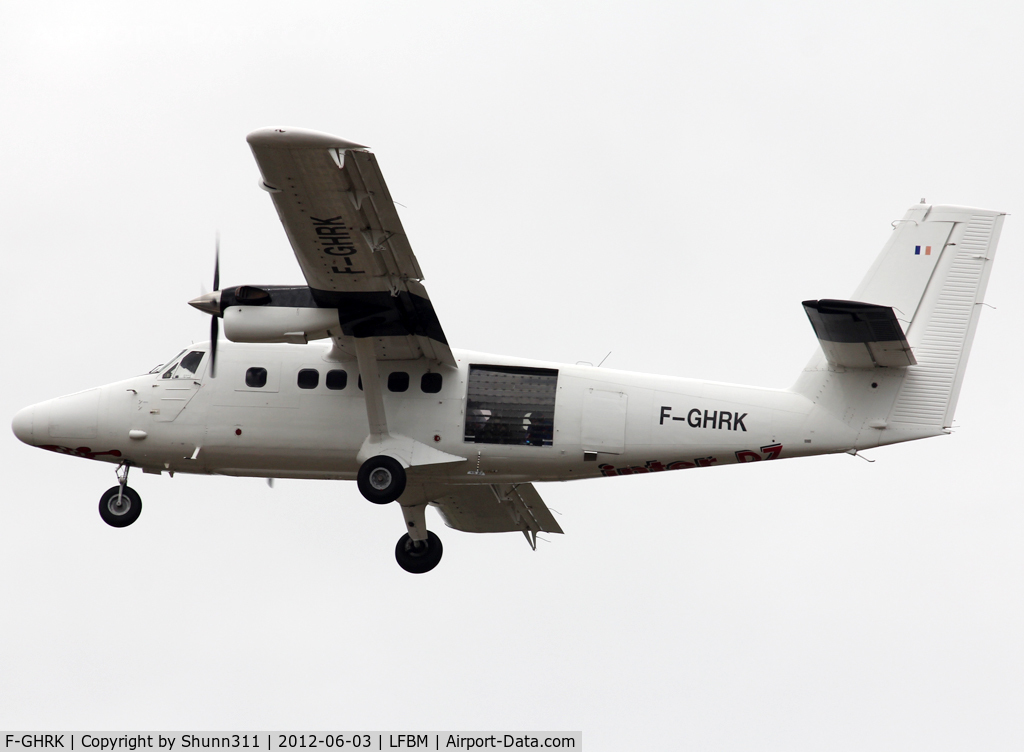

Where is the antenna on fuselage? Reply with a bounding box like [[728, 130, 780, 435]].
[[846, 449, 876, 463]]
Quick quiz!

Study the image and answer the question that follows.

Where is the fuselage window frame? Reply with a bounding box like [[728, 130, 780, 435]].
[[326, 369, 348, 391], [245, 367, 268, 389], [297, 368, 319, 390], [421, 372, 443, 393], [388, 372, 410, 393]]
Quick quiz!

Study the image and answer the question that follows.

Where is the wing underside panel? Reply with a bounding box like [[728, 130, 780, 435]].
[[247, 127, 453, 365], [429, 482, 564, 539]]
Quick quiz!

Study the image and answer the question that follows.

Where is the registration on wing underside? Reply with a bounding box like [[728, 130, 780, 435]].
[[247, 128, 453, 363], [251, 142, 421, 294]]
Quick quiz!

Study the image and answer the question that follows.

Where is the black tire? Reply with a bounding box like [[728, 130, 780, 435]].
[[98, 486, 142, 528], [357, 455, 407, 504], [395, 530, 443, 574]]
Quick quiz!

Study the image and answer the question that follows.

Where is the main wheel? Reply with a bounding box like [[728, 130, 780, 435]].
[[98, 486, 142, 528], [357, 455, 407, 504], [395, 531, 443, 574]]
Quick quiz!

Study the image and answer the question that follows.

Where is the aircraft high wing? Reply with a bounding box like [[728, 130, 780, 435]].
[[247, 127, 455, 366], [10, 127, 1007, 574]]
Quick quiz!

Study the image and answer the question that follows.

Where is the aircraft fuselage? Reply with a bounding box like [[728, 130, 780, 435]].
[[12, 341, 911, 485]]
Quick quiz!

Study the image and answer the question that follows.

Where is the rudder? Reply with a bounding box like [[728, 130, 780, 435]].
[[886, 206, 1004, 431]]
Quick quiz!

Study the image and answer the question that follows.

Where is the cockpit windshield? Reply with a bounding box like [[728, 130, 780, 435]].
[[149, 349, 186, 375], [160, 350, 206, 379]]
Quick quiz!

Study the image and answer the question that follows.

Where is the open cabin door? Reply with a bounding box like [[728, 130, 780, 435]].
[[581, 388, 627, 454]]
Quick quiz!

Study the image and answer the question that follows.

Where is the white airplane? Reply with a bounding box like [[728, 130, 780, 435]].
[[10, 126, 1006, 573]]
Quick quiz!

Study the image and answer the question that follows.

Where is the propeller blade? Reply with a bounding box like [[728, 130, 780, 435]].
[[210, 315, 219, 378], [213, 233, 220, 292]]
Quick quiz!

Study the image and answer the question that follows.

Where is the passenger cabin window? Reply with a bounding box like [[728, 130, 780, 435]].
[[297, 369, 319, 389], [388, 372, 409, 392], [421, 373, 442, 393], [245, 367, 268, 388], [464, 365, 558, 446], [326, 369, 348, 390]]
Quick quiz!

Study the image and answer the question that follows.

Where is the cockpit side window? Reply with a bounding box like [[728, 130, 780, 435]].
[[159, 349, 187, 378], [177, 351, 204, 377], [163, 350, 205, 379]]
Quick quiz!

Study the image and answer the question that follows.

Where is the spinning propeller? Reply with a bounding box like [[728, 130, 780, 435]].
[[210, 238, 220, 377], [188, 235, 223, 378]]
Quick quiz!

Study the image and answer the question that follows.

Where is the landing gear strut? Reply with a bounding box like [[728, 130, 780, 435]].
[[99, 462, 142, 527], [395, 530, 443, 574], [357, 455, 407, 504]]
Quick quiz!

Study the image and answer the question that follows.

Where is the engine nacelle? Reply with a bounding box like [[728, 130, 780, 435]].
[[223, 305, 339, 344]]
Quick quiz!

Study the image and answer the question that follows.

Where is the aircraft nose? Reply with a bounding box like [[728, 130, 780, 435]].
[[11, 405, 35, 445]]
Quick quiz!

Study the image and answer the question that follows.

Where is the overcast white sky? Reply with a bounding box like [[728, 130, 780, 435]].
[[2, 1, 1023, 748]]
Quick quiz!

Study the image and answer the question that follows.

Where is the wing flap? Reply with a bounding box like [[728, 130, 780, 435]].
[[803, 299, 916, 368], [430, 483, 564, 536], [347, 150, 423, 281]]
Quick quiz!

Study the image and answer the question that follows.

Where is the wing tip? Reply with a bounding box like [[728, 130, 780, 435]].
[[246, 126, 368, 151]]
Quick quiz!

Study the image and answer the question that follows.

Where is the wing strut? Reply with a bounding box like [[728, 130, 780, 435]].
[[353, 337, 388, 438], [352, 336, 466, 480]]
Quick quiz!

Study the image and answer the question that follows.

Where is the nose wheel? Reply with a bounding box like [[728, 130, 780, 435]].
[[357, 455, 407, 504], [99, 485, 142, 527], [99, 461, 142, 527], [395, 530, 443, 574]]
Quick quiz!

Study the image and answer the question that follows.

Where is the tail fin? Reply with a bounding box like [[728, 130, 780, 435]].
[[795, 203, 1005, 442]]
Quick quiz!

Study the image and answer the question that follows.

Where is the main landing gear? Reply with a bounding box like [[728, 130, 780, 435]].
[[99, 462, 142, 527], [357, 461, 444, 573], [356, 455, 407, 504]]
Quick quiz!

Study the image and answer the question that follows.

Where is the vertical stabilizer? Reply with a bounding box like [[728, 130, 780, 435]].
[[794, 204, 1005, 446], [886, 206, 1004, 431]]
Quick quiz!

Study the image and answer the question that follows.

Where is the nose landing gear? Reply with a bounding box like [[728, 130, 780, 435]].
[[99, 462, 142, 527], [392, 501, 443, 573]]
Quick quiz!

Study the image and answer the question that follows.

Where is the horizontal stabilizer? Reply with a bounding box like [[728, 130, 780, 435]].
[[803, 299, 916, 368]]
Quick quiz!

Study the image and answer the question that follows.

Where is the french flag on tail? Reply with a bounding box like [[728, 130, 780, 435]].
[[915, 245, 932, 255]]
